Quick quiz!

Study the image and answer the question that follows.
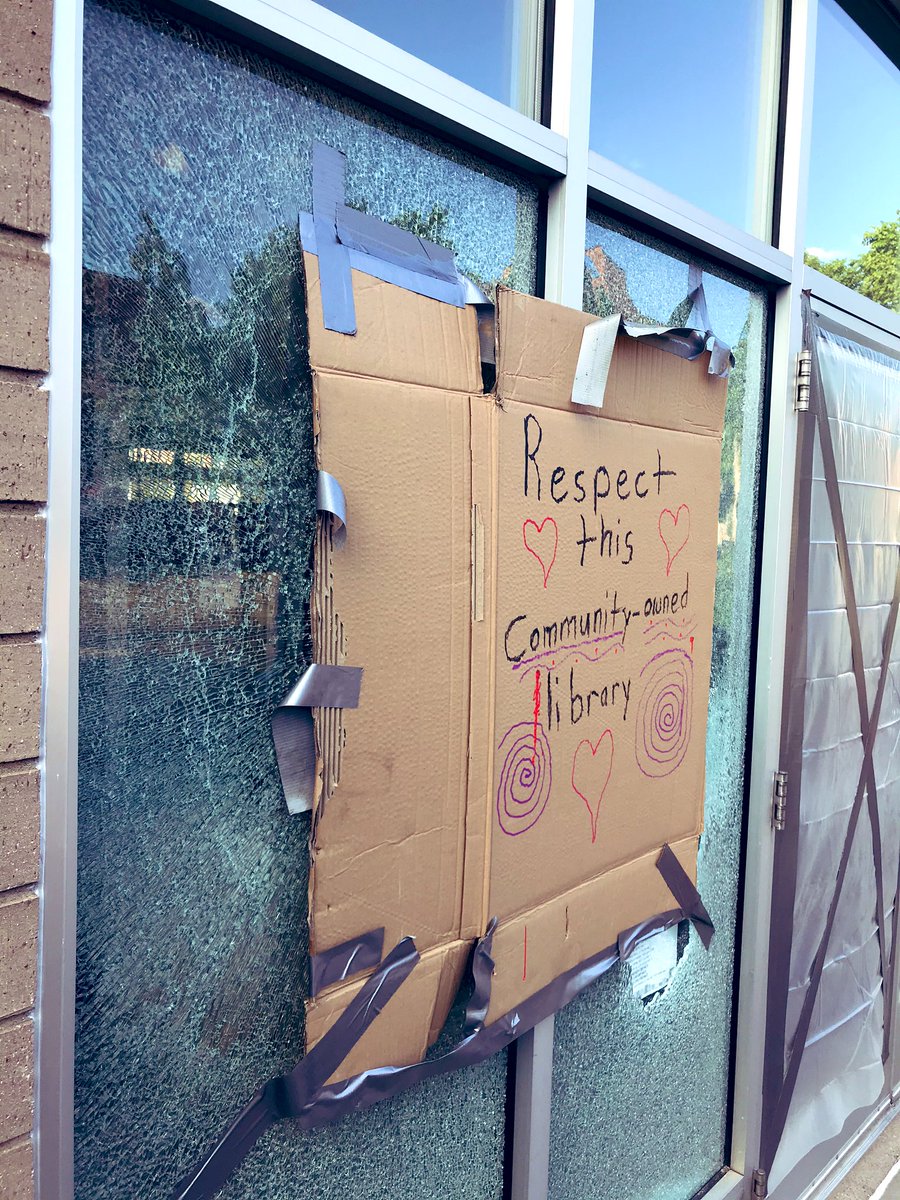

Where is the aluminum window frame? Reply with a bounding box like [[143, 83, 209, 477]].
[[37, 0, 900, 1197]]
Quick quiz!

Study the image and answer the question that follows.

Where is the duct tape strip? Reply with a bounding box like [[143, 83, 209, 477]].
[[655, 843, 714, 949], [300, 212, 473, 310], [310, 928, 385, 998], [570, 305, 733, 409], [172, 897, 701, 1198], [303, 142, 486, 321], [317, 469, 347, 547], [171, 935, 419, 1200], [312, 142, 356, 335], [272, 665, 363, 815], [336, 205, 458, 286]]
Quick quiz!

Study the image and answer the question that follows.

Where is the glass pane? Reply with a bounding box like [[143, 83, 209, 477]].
[[313, 0, 540, 114], [78, 3, 540, 1198], [805, 0, 900, 315], [547, 210, 767, 1200], [590, 0, 774, 233]]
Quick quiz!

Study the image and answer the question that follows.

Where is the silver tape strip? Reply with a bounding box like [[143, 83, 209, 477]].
[[317, 469, 347, 546], [272, 666, 363, 815]]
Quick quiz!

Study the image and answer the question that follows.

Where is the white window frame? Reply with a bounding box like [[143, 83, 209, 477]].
[[38, 1, 900, 1198]]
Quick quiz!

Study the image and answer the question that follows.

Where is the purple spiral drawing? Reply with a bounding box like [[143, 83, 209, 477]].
[[635, 648, 693, 778], [496, 721, 553, 836]]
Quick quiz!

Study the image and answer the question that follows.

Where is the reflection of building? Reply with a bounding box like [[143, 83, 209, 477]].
[[584, 245, 645, 322], [81, 268, 280, 661]]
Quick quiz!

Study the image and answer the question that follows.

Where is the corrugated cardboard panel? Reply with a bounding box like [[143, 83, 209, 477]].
[[486, 835, 697, 1020], [310, 372, 473, 961], [301, 257, 726, 1079], [304, 252, 480, 394], [496, 288, 726, 436], [487, 397, 720, 923], [306, 939, 470, 1082]]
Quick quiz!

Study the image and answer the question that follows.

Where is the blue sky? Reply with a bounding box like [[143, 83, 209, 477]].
[[806, 0, 900, 261]]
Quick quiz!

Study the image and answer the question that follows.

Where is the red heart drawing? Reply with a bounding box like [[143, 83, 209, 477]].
[[658, 504, 691, 576], [571, 730, 614, 844], [523, 517, 558, 589]]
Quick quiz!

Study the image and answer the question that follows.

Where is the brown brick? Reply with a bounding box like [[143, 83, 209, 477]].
[[0, 643, 39, 762], [0, 1137, 32, 1200], [0, 894, 36, 1019], [0, 1021, 33, 1143], [0, 102, 49, 236], [0, 772, 38, 891], [0, 0, 51, 104], [0, 516, 42, 635], [0, 382, 46, 502], [0, 237, 48, 373]]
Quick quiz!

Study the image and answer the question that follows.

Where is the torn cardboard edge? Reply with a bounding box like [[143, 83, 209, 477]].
[[172, 845, 713, 1200]]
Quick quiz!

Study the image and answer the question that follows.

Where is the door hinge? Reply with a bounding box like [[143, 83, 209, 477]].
[[773, 770, 788, 831], [795, 348, 812, 411], [752, 1168, 768, 1197]]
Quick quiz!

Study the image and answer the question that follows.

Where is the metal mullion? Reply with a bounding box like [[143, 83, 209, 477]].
[[508, 5, 593, 1199], [541, 0, 594, 306], [587, 153, 793, 286], [174, 0, 568, 178], [804, 265, 900, 343], [35, 0, 85, 1196], [729, 0, 818, 1187]]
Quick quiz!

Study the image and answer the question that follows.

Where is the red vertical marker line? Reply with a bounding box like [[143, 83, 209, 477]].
[[532, 668, 541, 763], [523, 925, 528, 981], [689, 635, 694, 655]]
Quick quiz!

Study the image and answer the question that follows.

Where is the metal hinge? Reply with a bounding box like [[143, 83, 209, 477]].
[[773, 771, 788, 831], [795, 349, 812, 411], [752, 1168, 768, 1197]]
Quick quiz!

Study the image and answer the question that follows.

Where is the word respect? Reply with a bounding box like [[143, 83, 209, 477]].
[[523, 413, 677, 511]]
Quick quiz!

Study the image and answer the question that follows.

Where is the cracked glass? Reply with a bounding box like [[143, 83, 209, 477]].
[[77, 2, 539, 1197], [545, 209, 766, 1200]]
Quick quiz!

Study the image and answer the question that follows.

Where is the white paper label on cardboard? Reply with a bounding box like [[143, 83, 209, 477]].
[[628, 925, 678, 1000]]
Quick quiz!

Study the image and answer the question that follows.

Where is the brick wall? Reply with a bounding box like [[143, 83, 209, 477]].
[[0, 1, 51, 1196]]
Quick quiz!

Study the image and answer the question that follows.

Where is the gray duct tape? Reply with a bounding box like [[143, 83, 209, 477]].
[[304, 141, 483, 319], [311, 143, 356, 335], [655, 843, 714, 949], [310, 928, 386, 997], [173, 884, 707, 1198], [271, 665, 363, 815], [171, 935, 419, 1200], [300, 212, 470, 309], [336, 205, 458, 286], [570, 302, 733, 411], [316, 469, 347, 546]]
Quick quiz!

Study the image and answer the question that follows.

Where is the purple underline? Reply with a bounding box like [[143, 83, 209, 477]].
[[512, 629, 625, 672]]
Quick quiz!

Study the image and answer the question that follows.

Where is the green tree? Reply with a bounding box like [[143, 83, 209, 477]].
[[805, 211, 900, 313]]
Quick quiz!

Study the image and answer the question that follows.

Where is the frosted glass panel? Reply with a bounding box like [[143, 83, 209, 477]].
[[769, 328, 900, 1193], [77, 3, 539, 1198], [547, 210, 766, 1200]]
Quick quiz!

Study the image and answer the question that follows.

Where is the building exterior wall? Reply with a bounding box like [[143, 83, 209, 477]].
[[0, 1, 51, 1196]]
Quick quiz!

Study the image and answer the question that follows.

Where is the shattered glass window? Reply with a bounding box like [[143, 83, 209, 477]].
[[545, 210, 766, 1200], [77, 2, 539, 1197]]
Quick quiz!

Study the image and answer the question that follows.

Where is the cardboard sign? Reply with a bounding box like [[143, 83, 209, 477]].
[[302, 258, 726, 1080]]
